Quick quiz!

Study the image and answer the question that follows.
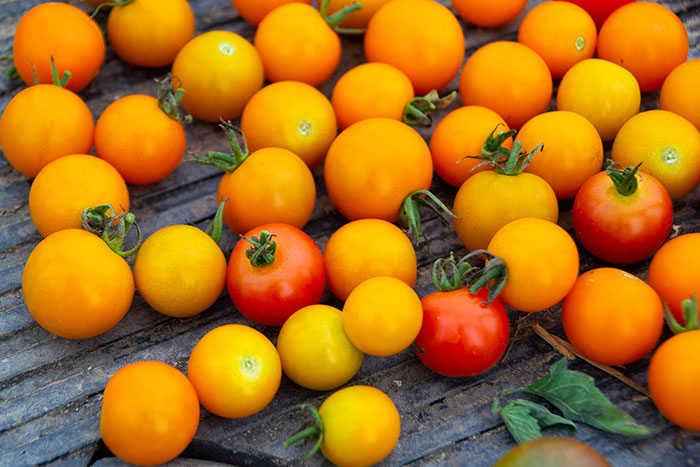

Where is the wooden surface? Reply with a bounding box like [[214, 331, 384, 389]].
[[1, 0, 700, 465]]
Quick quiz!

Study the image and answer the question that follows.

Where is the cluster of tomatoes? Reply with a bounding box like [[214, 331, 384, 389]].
[[1, 0, 700, 465]]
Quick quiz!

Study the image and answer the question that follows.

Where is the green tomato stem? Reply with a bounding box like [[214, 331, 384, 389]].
[[90, 0, 133, 18], [606, 160, 641, 196], [400, 189, 458, 245], [664, 295, 700, 334], [403, 90, 457, 127], [193, 121, 249, 172], [242, 231, 277, 267], [158, 74, 192, 123], [282, 404, 325, 461], [320, 0, 366, 34], [204, 199, 227, 245], [462, 125, 541, 176], [430, 250, 507, 304]]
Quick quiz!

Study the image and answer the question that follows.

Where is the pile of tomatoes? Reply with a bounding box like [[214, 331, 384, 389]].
[[1, 0, 699, 465]]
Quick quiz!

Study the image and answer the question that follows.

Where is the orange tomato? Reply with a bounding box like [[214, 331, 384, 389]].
[[107, 0, 195, 67], [324, 117, 433, 222], [326, 0, 392, 29], [240, 81, 337, 168], [13, 2, 105, 92], [29, 154, 129, 237], [597, 2, 688, 93], [518, 1, 597, 79], [95, 94, 186, 185], [364, 0, 465, 94], [254, 3, 340, 87], [516, 111, 604, 199], [458, 41, 552, 129], [0, 85, 94, 178], [171, 31, 264, 122], [100, 361, 200, 467], [452, 0, 527, 27], [660, 58, 700, 131], [611, 110, 700, 200], [230, 0, 312, 25]]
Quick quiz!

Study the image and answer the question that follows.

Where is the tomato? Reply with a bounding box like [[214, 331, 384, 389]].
[[107, 0, 194, 67], [648, 330, 700, 431], [100, 361, 199, 467], [254, 3, 340, 87], [555, 0, 634, 29], [324, 218, 417, 302], [134, 225, 227, 318], [13, 3, 105, 92], [494, 437, 610, 467], [277, 304, 363, 391], [0, 85, 94, 178], [324, 117, 433, 222], [611, 110, 700, 200], [187, 324, 281, 418], [516, 111, 603, 200], [364, 0, 464, 94], [660, 58, 700, 131], [414, 287, 509, 377], [518, 1, 597, 79], [240, 81, 337, 168], [573, 166, 672, 264], [28, 154, 129, 238], [459, 41, 552, 129], [342, 276, 422, 357], [562, 267, 664, 366], [227, 223, 326, 327], [451, 0, 527, 28], [429, 106, 512, 188], [95, 94, 186, 185], [597, 2, 688, 93], [326, 0, 392, 29], [171, 31, 264, 122], [22, 229, 134, 339], [331, 62, 415, 130], [487, 218, 579, 312], [557, 58, 640, 142], [647, 233, 700, 325], [230, 0, 312, 25]]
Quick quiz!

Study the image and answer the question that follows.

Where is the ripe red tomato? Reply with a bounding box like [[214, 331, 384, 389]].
[[494, 437, 610, 466], [227, 223, 326, 327], [555, 0, 635, 29]]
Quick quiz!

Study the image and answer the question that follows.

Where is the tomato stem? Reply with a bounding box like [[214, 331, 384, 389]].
[[431, 249, 507, 304], [461, 125, 540, 176], [606, 160, 641, 196], [31, 56, 71, 88], [193, 121, 249, 171], [158, 74, 192, 123], [664, 295, 700, 334], [204, 199, 227, 245], [90, 0, 133, 18], [282, 404, 324, 460], [82, 204, 142, 257], [400, 189, 458, 244], [242, 230, 277, 267], [320, 0, 366, 34], [403, 90, 457, 126]]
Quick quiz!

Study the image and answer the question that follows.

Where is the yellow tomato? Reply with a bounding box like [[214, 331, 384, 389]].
[[326, 0, 392, 29], [660, 58, 700, 131]]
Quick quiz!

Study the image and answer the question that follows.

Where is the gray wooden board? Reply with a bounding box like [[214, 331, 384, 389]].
[[1, 0, 700, 466]]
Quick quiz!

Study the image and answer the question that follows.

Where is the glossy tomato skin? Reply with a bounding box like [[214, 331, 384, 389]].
[[231, 0, 312, 25], [414, 288, 509, 377], [227, 223, 325, 327], [573, 170, 673, 264]]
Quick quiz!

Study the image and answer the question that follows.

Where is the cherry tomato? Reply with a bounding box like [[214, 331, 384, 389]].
[[647, 233, 700, 325], [187, 324, 281, 418], [414, 287, 509, 377], [29, 154, 129, 238], [324, 117, 433, 222], [277, 304, 363, 391], [452, 0, 527, 28], [597, 2, 688, 93], [611, 110, 700, 200], [660, 58, 700, 131], [230, 0, 312, 25], [459, 41, 552, 130], [0, 85, 94, 178], [227, 223, 326, 327], [172, 31, 264, 122], [648, 330, 700, 431], [494, 437, 610, 467], [100, 361, 200, 467], [555, 0, 634, 29], [22, 229, 134, 339], [13, 2, 105, 92], [562, 267, 664, 366], [107, 0, 194, 67], [326, 0, 392, 29], [323, 218, 417, 302], [487, 218, 579, 313], [364, 0, 465, 94]]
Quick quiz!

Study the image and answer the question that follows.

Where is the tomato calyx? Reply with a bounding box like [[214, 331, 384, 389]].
[[403, 89, 457, 127], [90, 0, 132, 18], [606, 160, 642, 196], [157, 74, 192, 123], [400, 189, 458, 244], [194, 120, 249, 172], [282, 403, 325, 461], [82, 204, 142, 257], [319, 0, 365, 34], [432, 250, 507, 305], [664, 295, 700, 334], [463, 125, 542, 176], [31, 56, 71, 88], [241, 230, 278, 267], [204, 199, 227, 245]]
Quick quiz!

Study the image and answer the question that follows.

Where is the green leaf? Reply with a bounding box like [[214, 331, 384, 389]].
[[493, 397, 576, 444]]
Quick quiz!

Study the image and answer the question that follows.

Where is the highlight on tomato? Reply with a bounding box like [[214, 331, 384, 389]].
[[227, 223, 326, 327], [452, 0, 527, 28], [660, 58, 700, 131], [230, 0, 312, 25], [100, 361, 200, 467]]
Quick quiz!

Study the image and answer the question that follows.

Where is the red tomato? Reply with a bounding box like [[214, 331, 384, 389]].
[[227, 223, 326, 327], [555, 0, 635, 29]]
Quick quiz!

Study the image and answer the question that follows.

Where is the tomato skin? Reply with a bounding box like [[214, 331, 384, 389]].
[[555, 0, 634, 29], [326, 0, 392, 29], [230, 0, 312, 25], [573, 170, 672, 264], [414, 287, 509, 377], [452, 0, 527, 28], [660, 58, 700, 131], [227, 223, 326, 327], [494, 436, 610, 467]]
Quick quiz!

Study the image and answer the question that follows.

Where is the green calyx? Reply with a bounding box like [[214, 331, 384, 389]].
[[194, 120, 249, 172], [157, 74, 192, 123], [81, 204, 142, 257], [462, 125, 542, 176], [403, 90, 457, 127], [282, 404, 325, 461], [31, 56, 71, 88], [242, 230, 278, 267], [2, 55, 19, 80], [90, 0, 133, 18], [400, 189, 458, 245], [432, 250, 508, 305], [204, 199, 227, 245], [319, 0, 365, 34], [606, 160, 641, 196], [664, 295, 700, 334]]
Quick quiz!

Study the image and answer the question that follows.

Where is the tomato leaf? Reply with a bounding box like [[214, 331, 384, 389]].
[[493, 397, 576, 444]]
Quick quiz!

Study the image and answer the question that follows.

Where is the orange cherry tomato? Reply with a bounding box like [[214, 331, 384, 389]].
[[107, 0, 195, 67], [13, 2, 105, 92], [660, 58, 700, 131], [172, 31, 264, 122], [100, 361, 200, 467], [29, 154, 129, 237], [459, 41, 552, 129], [326, 0, 392, 29], [451, 0, 527, 27], [518, 1, 597, 79], [597, 2, 688, 93], [364, 0, 465, 94], [0, 85, 94, 178], [95, 94, 186, 185], [241, 81, 337, 168], [230, 0, 312, 25]]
